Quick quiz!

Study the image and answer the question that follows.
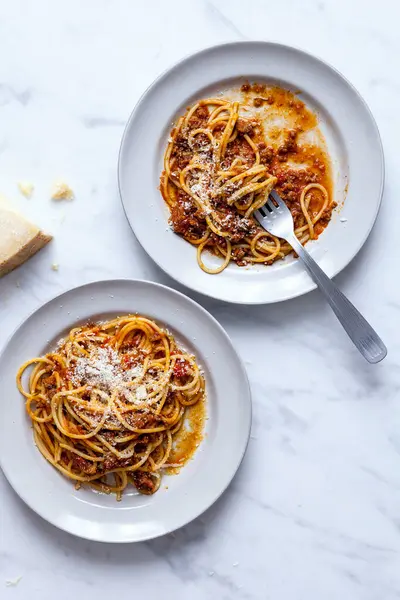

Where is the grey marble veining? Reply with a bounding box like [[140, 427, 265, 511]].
[[1, 0, 400, 598]]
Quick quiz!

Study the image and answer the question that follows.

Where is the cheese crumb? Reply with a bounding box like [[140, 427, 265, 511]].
[[127, 365, 142, 379], [18, 182, 34, 198], [135, 385, 147, 400], [51, 181, 74, 201], [51, 263, 59, 271], [6, 575, 22, 586]]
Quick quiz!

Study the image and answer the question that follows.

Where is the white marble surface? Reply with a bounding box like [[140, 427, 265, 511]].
[[1, 0, 400, 598]]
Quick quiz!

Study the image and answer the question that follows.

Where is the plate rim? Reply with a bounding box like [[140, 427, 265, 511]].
[[0, 278, 252, 543], [118, 40, 385, 305]]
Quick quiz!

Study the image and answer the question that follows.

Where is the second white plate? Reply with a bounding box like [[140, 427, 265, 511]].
[[0, 279, 251, 543], [118, 41, 384, 304]]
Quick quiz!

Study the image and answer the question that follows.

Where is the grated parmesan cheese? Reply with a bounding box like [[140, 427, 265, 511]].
[[135, 385, 147, 400], [126, 365, 142, 379], [67, 344, 159, 407]]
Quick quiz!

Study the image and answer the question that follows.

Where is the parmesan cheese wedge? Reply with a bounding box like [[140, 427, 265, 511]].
[[0, 197, 52, 277]]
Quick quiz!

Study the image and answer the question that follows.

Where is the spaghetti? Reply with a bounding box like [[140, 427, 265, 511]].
[[161, 84, 334, 274], [17, 315, 206, 499]]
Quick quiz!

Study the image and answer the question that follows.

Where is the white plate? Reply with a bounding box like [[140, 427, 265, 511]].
[[118, 41, 384, 304], [0, 279, 251, 543]]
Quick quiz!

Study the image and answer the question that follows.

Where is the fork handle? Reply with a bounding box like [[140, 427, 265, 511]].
[[288, 235, 387, 363]]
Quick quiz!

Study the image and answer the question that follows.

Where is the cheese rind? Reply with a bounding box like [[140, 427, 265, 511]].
[[0, 202, 52, 277]]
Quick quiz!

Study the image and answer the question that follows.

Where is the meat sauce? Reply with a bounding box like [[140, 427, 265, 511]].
[[165, 397, 205, 475], [161, 83, 334, 263]]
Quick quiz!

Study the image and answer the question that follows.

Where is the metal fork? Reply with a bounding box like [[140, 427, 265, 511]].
[[254, 190, 387, 364]]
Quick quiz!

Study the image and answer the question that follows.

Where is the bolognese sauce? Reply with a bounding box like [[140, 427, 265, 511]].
[[160, 83, 334, 273]]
